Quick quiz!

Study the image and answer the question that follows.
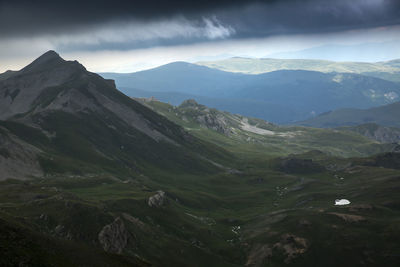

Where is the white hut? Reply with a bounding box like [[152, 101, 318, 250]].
[[335, 199, 350, 205]]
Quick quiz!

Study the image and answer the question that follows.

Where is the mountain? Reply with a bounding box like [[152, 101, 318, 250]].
[[136, 98, 397, 158], [297, 101, 400, 128], [1, 52, 400, 267], [101, 62, 400, 123], [265, 41, 400, 62], [112, 86, 305, 124], [0, 70, 17, 81], [0, 51, 228, 180], [101, 61, 249, 97], [196, 57, 400, 82]]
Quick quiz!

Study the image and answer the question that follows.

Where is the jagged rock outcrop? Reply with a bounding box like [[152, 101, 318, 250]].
[[342, 123, 400, 143], [179, 99, 233, 135], [148, 190, 168, 207], [362, 125, 400, 143], [98, 217, 129, 254], [196, 113, 232, 135]]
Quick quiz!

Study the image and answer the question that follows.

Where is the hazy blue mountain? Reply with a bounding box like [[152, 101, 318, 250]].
[[266, 40, 400, 62], [197, 57, 400, 74], [297, 101, 400, 128], [100, 62, 400, 123], [117, 87, 308, 123], [101, 62, 250, 97], [196, 57, 400, 82]]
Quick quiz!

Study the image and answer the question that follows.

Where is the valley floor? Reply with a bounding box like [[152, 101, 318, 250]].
[[1, 150, 400, 267]]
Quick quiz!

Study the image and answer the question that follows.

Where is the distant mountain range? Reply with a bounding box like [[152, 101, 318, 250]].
[[196, 57, 400, 82], [265, 41, 400, 63], [101, 61, 400, 123]]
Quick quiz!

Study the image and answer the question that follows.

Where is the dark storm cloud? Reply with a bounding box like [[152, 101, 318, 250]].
[[0, 0, 399, 43], [0, 0, 270, 37], [222, 0, 400, 38]]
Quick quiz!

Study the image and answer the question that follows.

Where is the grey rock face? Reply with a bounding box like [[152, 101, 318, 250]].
[[148, 190, 168, 207], [0, 127, 43, 180], [179, 99, 233, 135], [361, 125, 400, 143], [196, 113, 232, 135], [0, 51, 85, 120], [0, 51, 176, 144], [98, 217, 129, 254]]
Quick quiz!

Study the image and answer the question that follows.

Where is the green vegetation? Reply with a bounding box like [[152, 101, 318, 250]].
[[1, 145, 399, 266], [1, 52, 399, 266], [140, 99, 396, 159]]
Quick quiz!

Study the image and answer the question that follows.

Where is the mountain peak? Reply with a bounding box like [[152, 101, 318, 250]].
[[21, 50, 67, 72], [40, 50, 61, 59], [31, 50, 63, 63]]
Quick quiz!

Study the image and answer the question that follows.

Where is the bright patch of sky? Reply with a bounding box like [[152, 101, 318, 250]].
[[1, 24, 399, 73]]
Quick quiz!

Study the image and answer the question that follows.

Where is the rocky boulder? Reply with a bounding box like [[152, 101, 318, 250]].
[[98, 217, 129, 254], [148, 190, 168, 207]]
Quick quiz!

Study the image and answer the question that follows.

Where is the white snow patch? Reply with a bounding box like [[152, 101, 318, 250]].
[[238, 118, 301, 138], [240, 118, 275, 135], [335, 199, 350, 206]]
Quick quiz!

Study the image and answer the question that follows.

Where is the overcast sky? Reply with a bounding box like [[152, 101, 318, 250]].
[[1, 0, 400, 72]]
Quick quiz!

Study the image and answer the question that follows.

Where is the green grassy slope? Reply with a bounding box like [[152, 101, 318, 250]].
[[297, 101, 400, 128], [139, 99, 396, 159], [1, 101, 399, 266], [1, 149, 399, 266]]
